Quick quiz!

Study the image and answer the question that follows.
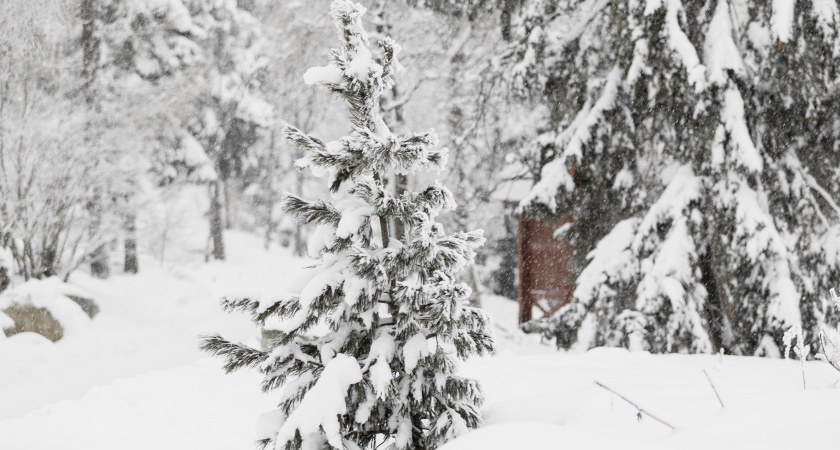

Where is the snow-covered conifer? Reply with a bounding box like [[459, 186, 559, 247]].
[[185, 0, 273, 259], [202, 2, 494, 449], [510, 0, 840, 355]]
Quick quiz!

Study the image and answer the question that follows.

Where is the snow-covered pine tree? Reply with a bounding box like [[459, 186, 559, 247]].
[[184, 0, 273, 260], [201, 1, 494, 449], [99, 0, 207, 274], [105, 0, 274, 260], [510, 0, 840, 355]]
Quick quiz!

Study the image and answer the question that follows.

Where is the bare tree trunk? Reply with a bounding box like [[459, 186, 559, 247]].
[[500, 0, 519, 41], [293, 225, 305, 257], [223, 178, 233, 230], [293, 147, 306, 257], [89, 243, 110, 278], [393, 174, 407, 240], [123, 212, 138, 274], [81, 0, 100, 103], [88, 191, 110, 279], [264, 187, 274, 251], [83, 0, 109, 279], [391, 80, 407, 242], [374, 2, 408, 242], [0, 267, 9, 293], [264, 130, 276, 250], [0, 233, 10, 292], [210, 180, 226, 260], [39, 228, 61, 278]]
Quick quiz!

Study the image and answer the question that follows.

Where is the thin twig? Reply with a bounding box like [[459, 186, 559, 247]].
[[594, 381, 675, 430], [702, 369, 725, 408]]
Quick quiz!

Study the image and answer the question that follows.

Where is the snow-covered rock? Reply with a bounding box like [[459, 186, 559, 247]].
[[0, 278, 96, 342]]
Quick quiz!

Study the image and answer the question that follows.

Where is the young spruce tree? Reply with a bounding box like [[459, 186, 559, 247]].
[[202, 2, 494, 449]]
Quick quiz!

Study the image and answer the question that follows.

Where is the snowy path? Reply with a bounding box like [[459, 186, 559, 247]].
[[0, 359, 272, 450], [0, 188, 308, 443]]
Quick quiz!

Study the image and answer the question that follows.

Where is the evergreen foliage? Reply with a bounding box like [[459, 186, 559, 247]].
[[182, 0, 273, 184], [202, 2, 494, 448], [510, 0, 840, 355]]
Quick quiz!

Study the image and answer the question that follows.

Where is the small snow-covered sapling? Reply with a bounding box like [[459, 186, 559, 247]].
[[783, 325, 808, 389]]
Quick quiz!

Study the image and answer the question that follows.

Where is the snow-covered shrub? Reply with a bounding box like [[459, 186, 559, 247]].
[[783, 325, 808, 388], [0, 73, 120, 281], [0, 0, 135, 281], [202, 2, 494, 449]]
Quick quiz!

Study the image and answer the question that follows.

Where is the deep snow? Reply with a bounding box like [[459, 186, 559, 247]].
[[1, 202, 839, 449]]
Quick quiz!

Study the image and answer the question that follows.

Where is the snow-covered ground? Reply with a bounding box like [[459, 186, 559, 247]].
[[2, 200, 839, 449]]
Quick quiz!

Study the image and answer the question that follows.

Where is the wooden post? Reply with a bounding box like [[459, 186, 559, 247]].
[[517, 215, 530, 324]]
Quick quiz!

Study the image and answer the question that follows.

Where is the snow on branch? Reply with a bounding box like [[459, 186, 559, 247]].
[[274, 354, 363, 448], [574, 218, 640, 307], [715, 177, 800, 327], [520, 67, 622, 210], [721, 86, 763, 172], [772, 0, 795, 42], [704, 0, 746, 85], [661, 0, 707, 91], [811, 0, 839, 36]]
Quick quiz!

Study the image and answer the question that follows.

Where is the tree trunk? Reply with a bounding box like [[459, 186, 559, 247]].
[[210, 180, 226, 260], [223, 178, 233, 230], [0, 267, 9, 294], [264, 191, 274, 251], [82, 0, 109, 279], [89, 244, 110, 278], [39, 229, 60, 278], [393, 171, 407, 241], [374, 2, 408, 242], [389, 66, 407, 242], [500, 0, 519, 41], [123, 212, 138, 274], [293, 149, 307, 257], [264, 131, 276, 250], [293, 224, 305, 257], [81, 0, 100, 105], [88, 190, 110, 279]]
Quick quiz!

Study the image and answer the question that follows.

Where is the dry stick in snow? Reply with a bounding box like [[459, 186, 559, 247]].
[[702, 369, 725, 408], [593, 381, 676, 430]]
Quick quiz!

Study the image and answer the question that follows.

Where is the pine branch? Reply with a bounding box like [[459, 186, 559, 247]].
[[200, 334, 267, 373], [284, 126, 326, 152], [220, 296, 300, 325], [282, 195, 342, 226]]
